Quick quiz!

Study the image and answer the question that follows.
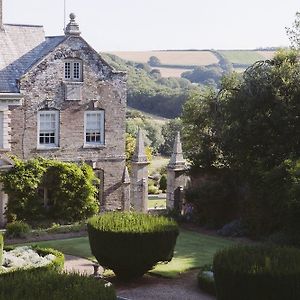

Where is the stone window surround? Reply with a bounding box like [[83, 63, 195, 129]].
[[83, 110, 105, 148], [37, 110, 60, 149], [64, 59, 83, 82]]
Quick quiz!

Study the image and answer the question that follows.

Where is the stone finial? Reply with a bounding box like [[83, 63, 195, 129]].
[[132, 128, 148, 164], [122, 166, 131, 185], [168, 132, 186, 169], [64, 13, 81, 36]]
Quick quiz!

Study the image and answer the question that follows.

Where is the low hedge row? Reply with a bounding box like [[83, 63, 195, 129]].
[[213, 245, 300, 300], [0, 270, 116, 300], [88, 212, 179, 279]]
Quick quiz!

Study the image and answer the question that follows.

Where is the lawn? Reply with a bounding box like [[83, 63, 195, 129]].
[[148, 195, 166, 209], [18, 229, 236, 278]]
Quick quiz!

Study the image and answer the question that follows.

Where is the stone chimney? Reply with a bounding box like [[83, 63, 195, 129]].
[[0, 0, 3, 30], [64, 13, 81, 36]]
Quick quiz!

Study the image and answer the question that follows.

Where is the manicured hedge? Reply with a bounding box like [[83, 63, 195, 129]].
[[213, 245, 300, 300], [0, 270, 116, 300], [88, 212, 179, 279]]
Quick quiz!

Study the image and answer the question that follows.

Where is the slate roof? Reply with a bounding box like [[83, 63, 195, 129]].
[[0, 24, 66, 93]]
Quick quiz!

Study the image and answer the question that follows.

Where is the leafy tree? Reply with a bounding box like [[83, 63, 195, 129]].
[[148, 56, 161, 67], [160, 118, 182, 156], [286, 12, 300, 49]]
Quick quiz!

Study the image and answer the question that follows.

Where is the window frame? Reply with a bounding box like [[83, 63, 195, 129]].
[[37, 110, 59, 149], [84, 110, 105, 147], [64, 59, 83, 82]]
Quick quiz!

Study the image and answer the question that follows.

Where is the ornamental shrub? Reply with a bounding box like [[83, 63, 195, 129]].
[[87, 212, 179, 279], [0, 270, 116, 300], [5, 221, 31, 238], [1, 157, 99, 223], [213, 245, 300, 300]]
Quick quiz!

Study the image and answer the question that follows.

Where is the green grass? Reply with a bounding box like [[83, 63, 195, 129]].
[[148, 198, 166, 209], [16, 229, 236, 278], [218, 50, 264, 65]]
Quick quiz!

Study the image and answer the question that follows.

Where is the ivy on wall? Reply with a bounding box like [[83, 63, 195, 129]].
[[0, 157, 99, 223]]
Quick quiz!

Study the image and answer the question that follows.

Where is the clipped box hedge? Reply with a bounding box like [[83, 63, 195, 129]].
[[88, 212, 179, 279], [213, 245, 300, 300], [0, 269, 116, 300]]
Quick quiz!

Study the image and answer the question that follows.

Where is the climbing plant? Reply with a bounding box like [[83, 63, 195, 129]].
[[0, 157, 99, 224]]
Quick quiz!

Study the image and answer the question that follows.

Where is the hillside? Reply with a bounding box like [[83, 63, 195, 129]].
[[108, 49, 277, 77]]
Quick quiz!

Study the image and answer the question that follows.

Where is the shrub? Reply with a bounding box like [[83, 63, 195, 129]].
[[213, 245, 300, 300], [159, 174, 167, 192], [87, 212, 179, 279], [197, 264, 216, 295], [5, 221, 31, 238], [1, 157, 99, 224], [0, 270, 116, 300]]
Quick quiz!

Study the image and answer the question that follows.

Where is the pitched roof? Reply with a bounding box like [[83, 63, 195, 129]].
[[0, 24, 66, 93]]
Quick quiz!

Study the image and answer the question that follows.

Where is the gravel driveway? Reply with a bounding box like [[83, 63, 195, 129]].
[[64, 255, 215, 300]]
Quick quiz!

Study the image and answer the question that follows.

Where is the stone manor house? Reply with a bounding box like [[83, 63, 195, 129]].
[[0, 2, 188, 226]]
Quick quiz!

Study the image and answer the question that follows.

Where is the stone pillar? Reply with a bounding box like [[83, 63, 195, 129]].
[[122, 166, 131, 211], [166, 132, 187, 210], [131, 129, 149, 213]]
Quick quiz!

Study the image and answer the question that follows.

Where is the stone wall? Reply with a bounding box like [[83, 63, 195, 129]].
[[9, 36, 127, 210]]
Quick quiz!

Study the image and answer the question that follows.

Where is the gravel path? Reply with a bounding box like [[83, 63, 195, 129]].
[[64, 255, 215, 300]]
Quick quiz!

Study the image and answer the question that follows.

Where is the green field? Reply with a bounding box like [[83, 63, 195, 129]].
[[218, 50, 265, 65], [148, 195, 166, 209], [18, 229, 236, 278]]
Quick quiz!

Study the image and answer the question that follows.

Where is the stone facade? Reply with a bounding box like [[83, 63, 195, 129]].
[[0, 11, 127, 222]]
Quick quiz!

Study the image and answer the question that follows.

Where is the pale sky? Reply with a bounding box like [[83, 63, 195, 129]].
[[2, 0, 300, 51]]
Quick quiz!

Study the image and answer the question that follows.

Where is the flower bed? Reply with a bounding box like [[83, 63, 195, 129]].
[[1, 246, 64, 274]]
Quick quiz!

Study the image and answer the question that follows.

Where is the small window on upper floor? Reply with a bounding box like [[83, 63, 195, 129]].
[[64, 59, 82, 81]]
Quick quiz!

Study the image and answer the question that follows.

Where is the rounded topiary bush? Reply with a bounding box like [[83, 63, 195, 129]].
[[87, 212, 179, 279], [213, 245, 300, 300]]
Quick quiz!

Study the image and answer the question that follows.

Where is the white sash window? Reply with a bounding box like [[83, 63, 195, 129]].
[[38, 111, 59, 148], [84, 111, 104, 146]]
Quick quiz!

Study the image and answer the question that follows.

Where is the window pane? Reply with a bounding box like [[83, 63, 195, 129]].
[[39, 112, 57, 145], [73, 62, 80, 79], [85, 111, 104, 144], [64, 62, 71, 79]]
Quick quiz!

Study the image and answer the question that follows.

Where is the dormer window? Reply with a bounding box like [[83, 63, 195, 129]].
[[64, 59, 82, 81]]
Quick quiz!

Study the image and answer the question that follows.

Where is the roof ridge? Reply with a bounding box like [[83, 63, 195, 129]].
[[3, 23, 43, 28]]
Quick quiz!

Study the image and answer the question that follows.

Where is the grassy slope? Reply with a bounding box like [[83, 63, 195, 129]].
[[17, 229, 236, 278], [218, 50, 264, 65]]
